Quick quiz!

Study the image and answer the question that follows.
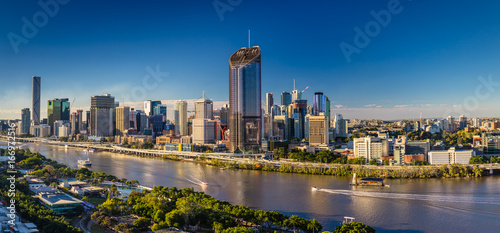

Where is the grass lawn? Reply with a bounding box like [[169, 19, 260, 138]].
[[85, 197, 106, 206]]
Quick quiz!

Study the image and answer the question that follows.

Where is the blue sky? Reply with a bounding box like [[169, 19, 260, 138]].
[[1, 0, 500, 120]]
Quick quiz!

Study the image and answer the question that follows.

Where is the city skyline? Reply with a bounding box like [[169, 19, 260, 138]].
[[2, 1, 500, 120]]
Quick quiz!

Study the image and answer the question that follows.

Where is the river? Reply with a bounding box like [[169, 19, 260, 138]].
[[4, 142, 500, 232]]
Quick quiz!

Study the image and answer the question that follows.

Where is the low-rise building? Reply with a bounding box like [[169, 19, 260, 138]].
[[428, 147, 475, 165], [35, 192, 83, 215]]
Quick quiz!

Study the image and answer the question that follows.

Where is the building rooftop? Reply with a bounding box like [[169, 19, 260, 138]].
[[38, 192, 82, 206]]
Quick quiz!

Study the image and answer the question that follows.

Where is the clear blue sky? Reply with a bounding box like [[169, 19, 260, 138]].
[[1, 0, 500, 120]]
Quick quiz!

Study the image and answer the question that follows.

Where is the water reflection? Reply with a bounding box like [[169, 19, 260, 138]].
[[14, 142, 500, 232]]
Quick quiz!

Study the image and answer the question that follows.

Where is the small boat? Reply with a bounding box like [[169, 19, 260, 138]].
[[88, 149, 95, 153], [78, 159, 92, 166], [200, 182, 208, 187], [311, 186, 320, 191], [83, 149, 88, 152]]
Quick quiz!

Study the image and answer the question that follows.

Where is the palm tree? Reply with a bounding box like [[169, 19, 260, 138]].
[[287, 215, 300, 232], [307, 219, 322, 233]]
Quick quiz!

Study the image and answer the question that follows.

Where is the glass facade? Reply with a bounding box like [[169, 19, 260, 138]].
[[313, 92, 324, 116], [32, 76, 41, 125], [48, 98, 70, 135], [281, 91, 291, 106], [229, 46, 261, 152]]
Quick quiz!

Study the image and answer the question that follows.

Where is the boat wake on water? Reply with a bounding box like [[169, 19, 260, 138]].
[[185, 175, 209, 187], [317, 189, 500, 205]]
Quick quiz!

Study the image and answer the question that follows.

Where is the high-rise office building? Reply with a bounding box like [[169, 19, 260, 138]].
[[116, 106, 130, 135], [325, 95, 330, 126], [333, 114, 348, 138], [47, 98, 70, 135], [21, 108, 30, 134], [266, 93, 273, 115], [32, 76, 41, 125], [281, 91, 291, 106], [193, 93, 216, 144], [228, 46, 262, 152], [144, 100, 162, 116], [153, 104, 167, 118], [70, 112, 81, 135], [77, 110, 84, 132], [90, 94, 115, 137], [459, 115, 467, 130], [312, 92, 324, 116], [194, 92, 213, 120], [292, 99, 307, 139], [85, 111, 90, 131], [309, 113, 329, 146], [219, 104, 229, 124], [174, 100, 188, 135]]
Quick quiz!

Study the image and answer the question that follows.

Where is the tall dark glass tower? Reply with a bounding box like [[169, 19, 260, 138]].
[[32, 76, 41, 125], [313, 92, 324, 116], [281, 91, 291, 106], [229, 46, 261, 152], [47, 98, 70, 135]]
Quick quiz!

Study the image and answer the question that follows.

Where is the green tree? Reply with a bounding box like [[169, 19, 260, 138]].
[[369, 159, 377, 165], [334, 222, 376, 233], [307, 219, 322, 233], [133, 217, 151, 229]]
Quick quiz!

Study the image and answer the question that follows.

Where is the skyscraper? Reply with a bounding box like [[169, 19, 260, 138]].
[[47, 98, 70, 135], [193, 93, 216, 144], [77, 109, 84, 132], [174, 100, 188, 135], [21, 108, 30, 134], [229, 46, 262, 152], [281, 91, 291, 106], [116, 106, 130, 135], [144, 100, 162, 116], [194, 92, 213, 119], [266, 93, 273, 115], [313, 92, 324, 116], [70, 112, 80, 135], [309, 113, 329, 147], [325, 95, 331, 127], [90, 94, 115, 137], [32, 76, 41, 125]]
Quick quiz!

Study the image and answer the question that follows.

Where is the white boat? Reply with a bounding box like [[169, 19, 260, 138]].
[[83, 149, 88, 152], [200, 182, 208, 187], [311, 186, 320, 191], [78, 159, 92, 166], [88, 149, 95, 153]]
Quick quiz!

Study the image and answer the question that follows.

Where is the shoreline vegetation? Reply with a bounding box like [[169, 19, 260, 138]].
[[0, 148, 378, 232], [2, 139, 488, 179]]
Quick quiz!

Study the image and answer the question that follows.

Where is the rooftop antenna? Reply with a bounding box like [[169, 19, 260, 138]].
[[202, 91, 205, 99], [248, 29, 251, 48], [293, 79, 296, 90]]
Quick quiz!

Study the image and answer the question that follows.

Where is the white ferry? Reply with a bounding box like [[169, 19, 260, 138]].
[[78, 159, 92, 166]]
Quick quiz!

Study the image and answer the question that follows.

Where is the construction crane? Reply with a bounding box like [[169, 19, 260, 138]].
[[301, 85, 310, 94]]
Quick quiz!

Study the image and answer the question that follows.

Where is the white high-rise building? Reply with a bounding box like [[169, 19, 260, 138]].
[[472, 117, 481, 128], [353, 137, 389, 162], [193, 93, 215, 144], [174, 100, 188, 136]]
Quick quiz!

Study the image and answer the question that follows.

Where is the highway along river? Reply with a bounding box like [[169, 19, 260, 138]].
[[10, 142, 500, 232]]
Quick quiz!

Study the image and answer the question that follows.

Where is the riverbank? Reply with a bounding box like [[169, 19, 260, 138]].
[[1, 147, 330, 232], [1, 138, 492, 179]]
